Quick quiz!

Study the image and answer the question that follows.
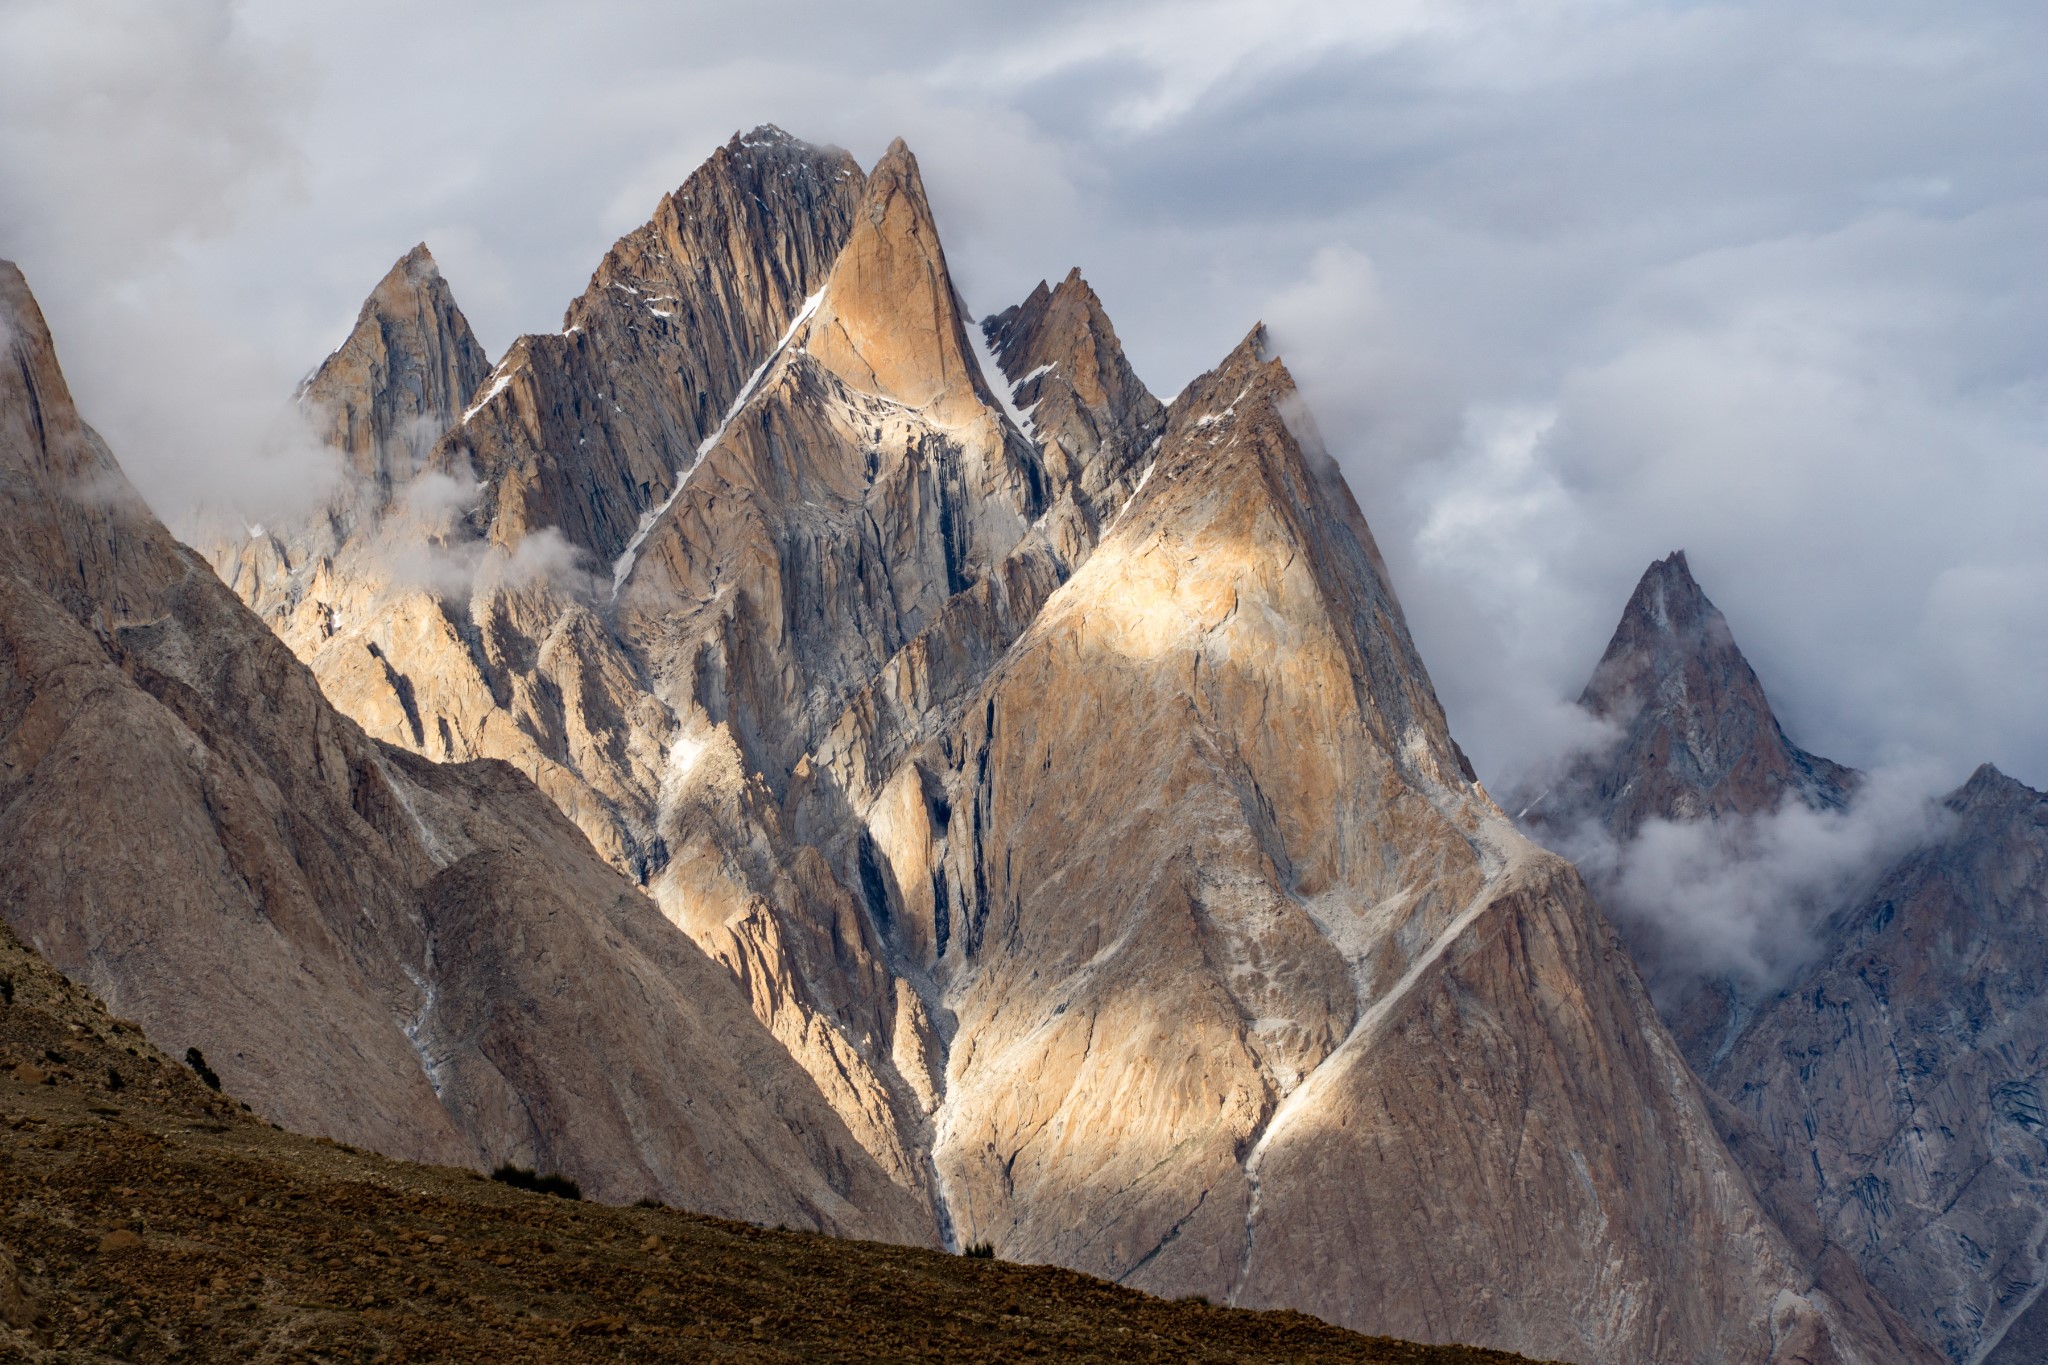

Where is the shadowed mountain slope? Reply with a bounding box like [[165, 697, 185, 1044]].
[[1542, 555, 2048, 1363], [0, 915, 1552, 1363]]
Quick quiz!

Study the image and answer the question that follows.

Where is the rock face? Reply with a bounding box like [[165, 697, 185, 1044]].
[[194, 127, 1933, 1361], [1712, 767, 2048, 1365], [900, 331, 1913, 1364], [1540, 554, 2048, 1363], [454, 126, 866, 564], [0, 259, 929, 1243], [309, 242, 494, 492]]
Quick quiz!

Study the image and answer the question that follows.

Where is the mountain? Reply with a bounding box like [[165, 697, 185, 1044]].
[[0, 918, 1548, 1364], [1524, 551, 1864, 1061], [1538, 553, 2048, 1363], [1528, 550, 1856, 839], [186, 126, 1937, 1362], [0, 258, 928, 1242]]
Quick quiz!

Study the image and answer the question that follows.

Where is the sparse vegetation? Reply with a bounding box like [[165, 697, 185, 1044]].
[[963, 1241, 995, 1259], [490, 1162, 584, 1200], [0, 919, 1553, 1364], [184, 1045, 221, 1091], [105, 1065, 124, 1091]]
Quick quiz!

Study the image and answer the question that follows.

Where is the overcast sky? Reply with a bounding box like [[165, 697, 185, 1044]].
[[3, 0, 2042, 790]]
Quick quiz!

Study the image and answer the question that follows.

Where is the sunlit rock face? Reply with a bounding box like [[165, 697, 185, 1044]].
[[197, 126, 1931, 1362], [1541, 557, 2048, 1363], [900, 331, 1911, 1363], [0, 261, 930, 1244]]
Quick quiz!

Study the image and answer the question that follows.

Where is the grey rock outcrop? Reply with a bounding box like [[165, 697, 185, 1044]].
[[1716, 766, 2048, 1364], [1530, 550, 1856, 840]]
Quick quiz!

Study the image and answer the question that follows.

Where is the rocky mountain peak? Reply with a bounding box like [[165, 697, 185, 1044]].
[[303, 241, 492, 494], [1532, 550, 1855, 839], [1581, 549, 1716, 711], [152, 130, 1930, 1364], [1, 261, 98, 487], [798, 138, 998, 427], [979, 267, 1165, 525], [448, 129, 865, 564], [0, 260, 172, 623], [1, 260, 930, 1243], [986, 267, 1158, 427]]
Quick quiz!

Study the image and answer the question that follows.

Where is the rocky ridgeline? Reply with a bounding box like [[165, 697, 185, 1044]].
[[0, 125, 1948, 1362]]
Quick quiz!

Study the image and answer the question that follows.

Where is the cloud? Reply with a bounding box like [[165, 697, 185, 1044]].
[[357, 463, 593, 601], [1557, 763, 1956, 989], [0, 0, 319, 531], [486, 527, 595, 594]]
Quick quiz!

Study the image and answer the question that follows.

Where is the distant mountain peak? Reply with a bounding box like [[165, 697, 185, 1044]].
[[1534, 552, 1855, 839], [303, 242, 492, 492], [394, 240, 438, 275], [732, 122, 800, 148], [1599, 550, 1706, 650]]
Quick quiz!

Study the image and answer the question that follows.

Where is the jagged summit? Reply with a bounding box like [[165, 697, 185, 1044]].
[[734, 122, 800, 146], [302, 241, 492, 491], [1538, 549, 2048, 1362], [453, 129, 865, 561], [976, 267, 1165, 534], [1955, 760, 2034, 804], [798, 138, 1001, 428], [986, 270, 1163, 438], [1535, 549, 1856, 839]]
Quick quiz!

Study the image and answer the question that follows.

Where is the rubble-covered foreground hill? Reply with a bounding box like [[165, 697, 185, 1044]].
[[0, 919, 1548, 1364]]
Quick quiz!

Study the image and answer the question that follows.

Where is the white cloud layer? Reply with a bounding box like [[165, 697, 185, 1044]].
[[2, 0, 2042, 789], [1556, 763, 1957, 986]]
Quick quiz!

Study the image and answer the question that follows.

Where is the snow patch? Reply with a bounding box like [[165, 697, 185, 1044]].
[[967, 320, 1041, 442], [1108, 451, 1160, 530], [461, 367, 515, 422]]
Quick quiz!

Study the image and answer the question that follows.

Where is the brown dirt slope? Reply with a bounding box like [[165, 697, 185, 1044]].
[[0, 924, 1546, 1363]]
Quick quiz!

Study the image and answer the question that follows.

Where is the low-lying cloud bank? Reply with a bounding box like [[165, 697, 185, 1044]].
[[1547, 763, 1956, 996]]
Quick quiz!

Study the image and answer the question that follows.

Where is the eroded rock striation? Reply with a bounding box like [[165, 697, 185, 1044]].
[[186, 127, 1931, 1361]]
